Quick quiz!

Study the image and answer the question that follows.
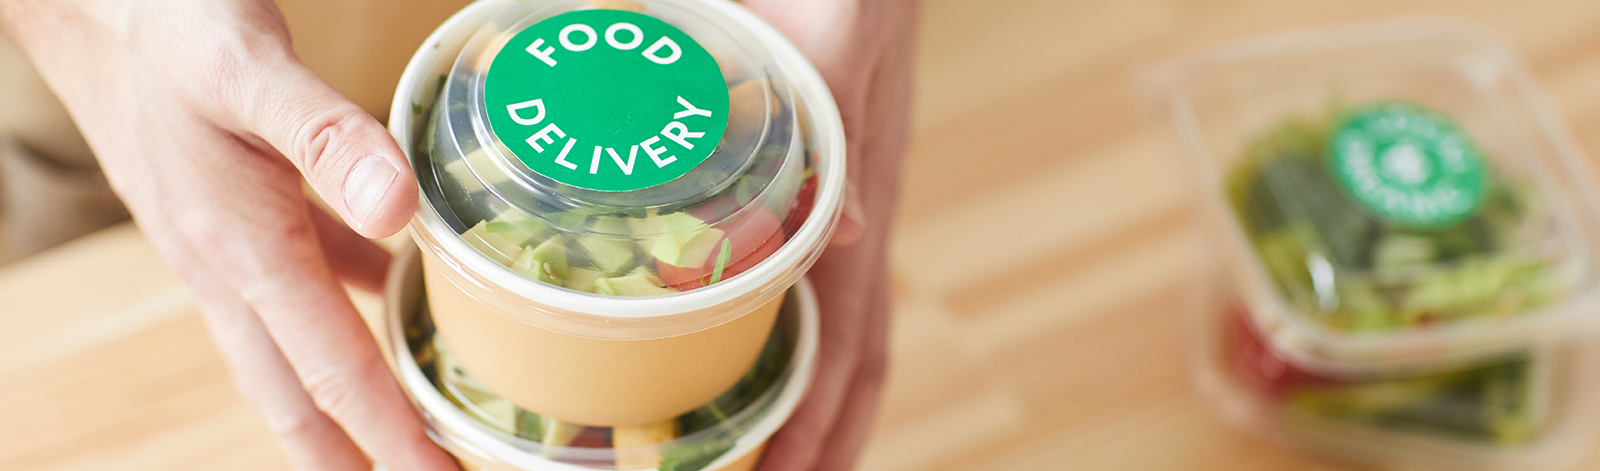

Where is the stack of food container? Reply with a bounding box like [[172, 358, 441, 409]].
[[1152, 20, 1600, 470], [379, 0, 847, 469]]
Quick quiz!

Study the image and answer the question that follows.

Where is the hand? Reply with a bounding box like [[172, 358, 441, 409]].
[[0, 1, 456, 470], [743, 1, 917, 470]]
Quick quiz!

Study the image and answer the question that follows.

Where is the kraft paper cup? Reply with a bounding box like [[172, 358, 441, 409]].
[[388, 0, 844, 426]]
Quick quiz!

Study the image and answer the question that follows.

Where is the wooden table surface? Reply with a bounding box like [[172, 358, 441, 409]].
[[11, 1, 1600, 470]]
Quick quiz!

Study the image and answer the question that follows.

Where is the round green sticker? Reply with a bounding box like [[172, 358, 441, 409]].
[[1329, 102, 1489, 227], [484, 9, 730, 192]]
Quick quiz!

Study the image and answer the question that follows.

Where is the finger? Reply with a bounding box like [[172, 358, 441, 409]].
[[185, 263, 372, 471], [309, 202, 392, 294], [130, 199, 375, 471], [223, 52, 417, 239], [814, 272, 890, 471], [164, 138, 456, 471], [760, 241, 882, 471]]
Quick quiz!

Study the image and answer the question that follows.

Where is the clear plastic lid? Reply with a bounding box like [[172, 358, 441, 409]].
[[1151, 20, 1600, 373], [416, 0, 821, 297]]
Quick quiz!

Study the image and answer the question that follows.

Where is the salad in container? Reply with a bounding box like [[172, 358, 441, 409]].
[[388, 0, 845, 430], [1152, 20, 1600, 469], [382, 244, 818, 471], [1152, 19, 1600, 373]]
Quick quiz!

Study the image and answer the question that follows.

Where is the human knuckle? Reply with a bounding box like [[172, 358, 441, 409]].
[[292, 108, 368, 184], [259, 405, 327, 439], [170, 209, 231, 254], [300, 356, 384, 420], [230, 225, 318, 304]]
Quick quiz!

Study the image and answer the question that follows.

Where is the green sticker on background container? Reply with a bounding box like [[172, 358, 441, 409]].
[[484, 9, 730, 192], [1329, 102, 1489, 227]]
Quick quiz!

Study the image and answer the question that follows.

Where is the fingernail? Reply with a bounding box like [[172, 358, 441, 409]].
[[344, 157, 398, 228]]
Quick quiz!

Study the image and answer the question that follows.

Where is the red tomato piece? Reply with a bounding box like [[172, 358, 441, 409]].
[[782, 173, 818, 238], [1222, 303, 1331, 400], [658, 209, 785, 290]]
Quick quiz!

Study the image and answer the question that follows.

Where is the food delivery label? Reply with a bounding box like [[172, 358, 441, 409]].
[[1329, 102, 1489, 227], [484, 9, 729, 192]]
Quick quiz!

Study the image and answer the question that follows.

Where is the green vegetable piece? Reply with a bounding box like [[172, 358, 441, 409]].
[[514, 410, 544, 440], [580, 236, 636, 274], [709, 238, 733, 285], [1337, 279, 1393, 331], [628, 215, 667, 250], [576, 218, 637, 274], [1400, 257, 1546, 323], [563, 268, 607, 293], [658, 442, 735, 471], [594, 267, 676, 296], [1372, 235, 1436, 273], [1257, 156, 1376, 269], [484, 209, 550, 245], [649, 213, 724, 268], [442, 147, 510, 194], [463, 221, 524, 267], [1284, 354, 1538, 443], [510, 237, 569, 285], [529, 237, 570, 278], [540, 416, 583, 451]]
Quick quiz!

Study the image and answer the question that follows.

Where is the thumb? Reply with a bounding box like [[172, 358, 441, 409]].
[[234, 57, 417, 239]]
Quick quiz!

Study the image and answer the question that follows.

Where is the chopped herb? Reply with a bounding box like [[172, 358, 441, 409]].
[[709, 239, 733, 285]]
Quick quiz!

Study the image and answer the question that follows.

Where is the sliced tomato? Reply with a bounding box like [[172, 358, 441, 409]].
[[1222, 303, 1330, 400], [658, 208, 784, 291], [782, 173, 818, 238]]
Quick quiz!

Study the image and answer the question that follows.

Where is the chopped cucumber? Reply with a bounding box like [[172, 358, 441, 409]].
[[579, 237, 636, 275], [628, 215, 667, 251], [563, 268, 607, 293], [484, 209, 550, 246], [649, 213, 723, 268], [594, 267, 676, 296], [510, 236, 570, 285], [442, 147, 511, 193], [463, 221, 524, 266], [527, 237, 570, 279], [655, 228, 724, 269]]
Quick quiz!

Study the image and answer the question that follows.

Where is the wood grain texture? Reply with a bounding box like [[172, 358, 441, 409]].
[[7, 1, 1600, 470]]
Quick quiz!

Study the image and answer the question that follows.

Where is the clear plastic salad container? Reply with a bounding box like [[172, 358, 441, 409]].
[[381, 244, 818, 471], [388, 0, 844, 427], [1150, 19, 1600, 374], [1186, 287, 1596, 471]]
